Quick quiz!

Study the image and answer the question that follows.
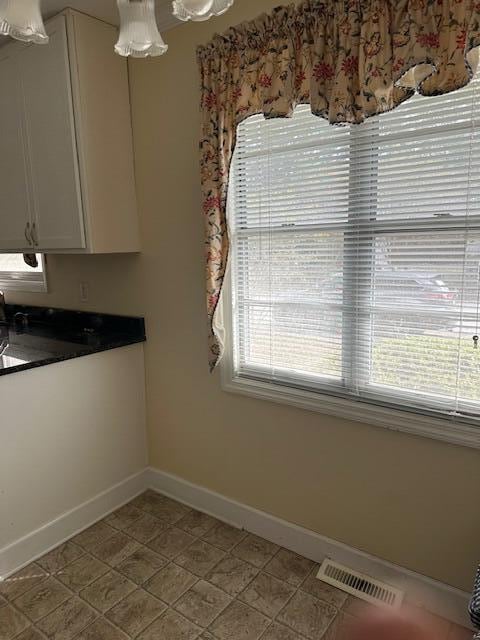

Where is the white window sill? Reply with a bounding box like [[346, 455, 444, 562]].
[[221, 361, 480, 450]]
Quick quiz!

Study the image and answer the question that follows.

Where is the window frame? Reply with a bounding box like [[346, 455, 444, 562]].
[[221, 269, 480, 449], [0, 254, 48, 293], [221, 110, 480, 450]]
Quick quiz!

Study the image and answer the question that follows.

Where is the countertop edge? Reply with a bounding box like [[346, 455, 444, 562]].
[[0, 336, 146, 377]]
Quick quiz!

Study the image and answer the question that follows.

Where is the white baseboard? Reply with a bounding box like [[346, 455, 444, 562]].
[[147, 467, 472, 629], [0, 469, 148, 581], [1, 464, 472, 629]]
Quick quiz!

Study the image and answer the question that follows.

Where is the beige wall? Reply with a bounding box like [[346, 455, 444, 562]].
[[7, 0, 480, 591]]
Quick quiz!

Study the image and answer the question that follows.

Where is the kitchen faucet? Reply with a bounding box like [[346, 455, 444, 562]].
[[0, 290, 6, 324], [0, 291, 7, 357]]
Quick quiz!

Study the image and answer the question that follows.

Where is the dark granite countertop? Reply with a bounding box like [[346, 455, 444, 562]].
[[0, 305, 146, 376]]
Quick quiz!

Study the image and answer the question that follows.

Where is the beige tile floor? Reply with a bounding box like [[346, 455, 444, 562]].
[[0, 491, 473, 640]]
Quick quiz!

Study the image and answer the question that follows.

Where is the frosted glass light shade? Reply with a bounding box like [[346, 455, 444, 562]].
[[173, 0, 234, 22], [115, 0, 168, 58], [0, 0, 48, 44]]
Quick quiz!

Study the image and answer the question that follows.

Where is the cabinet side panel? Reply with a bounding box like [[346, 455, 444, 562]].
[[69, 11, 140, 253]]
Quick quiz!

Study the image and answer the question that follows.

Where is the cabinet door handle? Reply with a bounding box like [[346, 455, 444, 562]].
[[25, 222, 33, 246], [31, 222, 38, 247]]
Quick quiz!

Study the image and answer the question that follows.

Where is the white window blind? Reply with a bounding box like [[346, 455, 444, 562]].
[[229, 74, 480, 423], [0, 254, 46, 292]]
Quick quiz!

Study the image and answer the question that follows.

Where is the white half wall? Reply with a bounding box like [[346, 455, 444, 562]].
[[0, 343, 147, 576]]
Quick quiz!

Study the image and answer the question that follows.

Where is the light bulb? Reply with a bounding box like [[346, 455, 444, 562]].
[[0, 0, 48, 44], [115, 0, 168, 58], [172, 0, 234, 22]]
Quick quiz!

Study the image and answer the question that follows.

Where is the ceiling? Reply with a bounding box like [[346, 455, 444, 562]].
[[42, 0, 180, 32]]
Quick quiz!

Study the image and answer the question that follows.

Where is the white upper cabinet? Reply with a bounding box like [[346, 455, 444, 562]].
[[0, 11, 140, 254], [18, 17, 85, 251]]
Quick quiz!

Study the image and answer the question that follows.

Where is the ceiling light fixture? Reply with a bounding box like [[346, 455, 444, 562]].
[[172, 0, 234, 22], [0, 0, 48, 44], [115, 0, 168, 58]]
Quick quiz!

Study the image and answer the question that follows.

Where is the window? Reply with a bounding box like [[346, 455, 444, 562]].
[[225, 73, 480, 447], [0, 254, 47, 292]]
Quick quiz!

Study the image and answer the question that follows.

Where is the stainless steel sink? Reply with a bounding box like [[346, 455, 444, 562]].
[[0, 341, 30, 368], [0, 352, 30, 369]]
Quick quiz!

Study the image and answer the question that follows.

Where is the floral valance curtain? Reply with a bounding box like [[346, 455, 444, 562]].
[[198, 0, 480, 371]]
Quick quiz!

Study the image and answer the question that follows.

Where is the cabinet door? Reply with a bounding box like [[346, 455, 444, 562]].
[[19, 15, 86, 250], [0, 47, 33, 251]]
